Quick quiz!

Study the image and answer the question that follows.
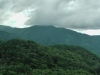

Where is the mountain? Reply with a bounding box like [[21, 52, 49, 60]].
[[0, 25, 100, 56], [0, 39, 100, 75], [0, 30, 21, 41]]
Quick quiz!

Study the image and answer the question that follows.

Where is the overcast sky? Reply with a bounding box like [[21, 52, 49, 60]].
[[0, 0, 100, 35]]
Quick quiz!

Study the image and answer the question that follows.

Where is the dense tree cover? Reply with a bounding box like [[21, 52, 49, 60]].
[[0, 39, 100, 75], [0, 25, 100, 56]]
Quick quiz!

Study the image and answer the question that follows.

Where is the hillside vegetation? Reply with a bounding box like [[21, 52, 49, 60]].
[[0, 39, 100, 75], [0, 25, 100, 56]]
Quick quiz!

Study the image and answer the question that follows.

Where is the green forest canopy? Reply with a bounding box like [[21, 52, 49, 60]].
[[0, 39, 100, 75]]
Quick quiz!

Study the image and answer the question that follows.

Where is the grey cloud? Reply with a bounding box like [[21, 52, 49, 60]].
[[25, 0, 100, 29], [25, 0, 73, 25], [0, 0, 41, 23], [11, 0, 41, 13], [0, 0, 100, 29], [0, 0, 10, 9], [0, 0, 13, 23]]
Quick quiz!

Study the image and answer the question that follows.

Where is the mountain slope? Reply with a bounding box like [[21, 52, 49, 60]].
[[0, 25, 100, 56], [0, 30, 21, 41], [0, 39, 100, 75]]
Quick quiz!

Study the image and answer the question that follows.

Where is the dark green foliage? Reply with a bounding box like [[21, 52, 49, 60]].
[[0, 39, 4, 44], [0, 39, 100, 75]]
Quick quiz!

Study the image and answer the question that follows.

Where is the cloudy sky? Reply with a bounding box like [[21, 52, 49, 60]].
[[0, 0, 100, 35]]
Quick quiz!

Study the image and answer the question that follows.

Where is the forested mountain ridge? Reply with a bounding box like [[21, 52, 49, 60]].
[[0, 25, 100, 56], [0, 39, 100, 75]]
